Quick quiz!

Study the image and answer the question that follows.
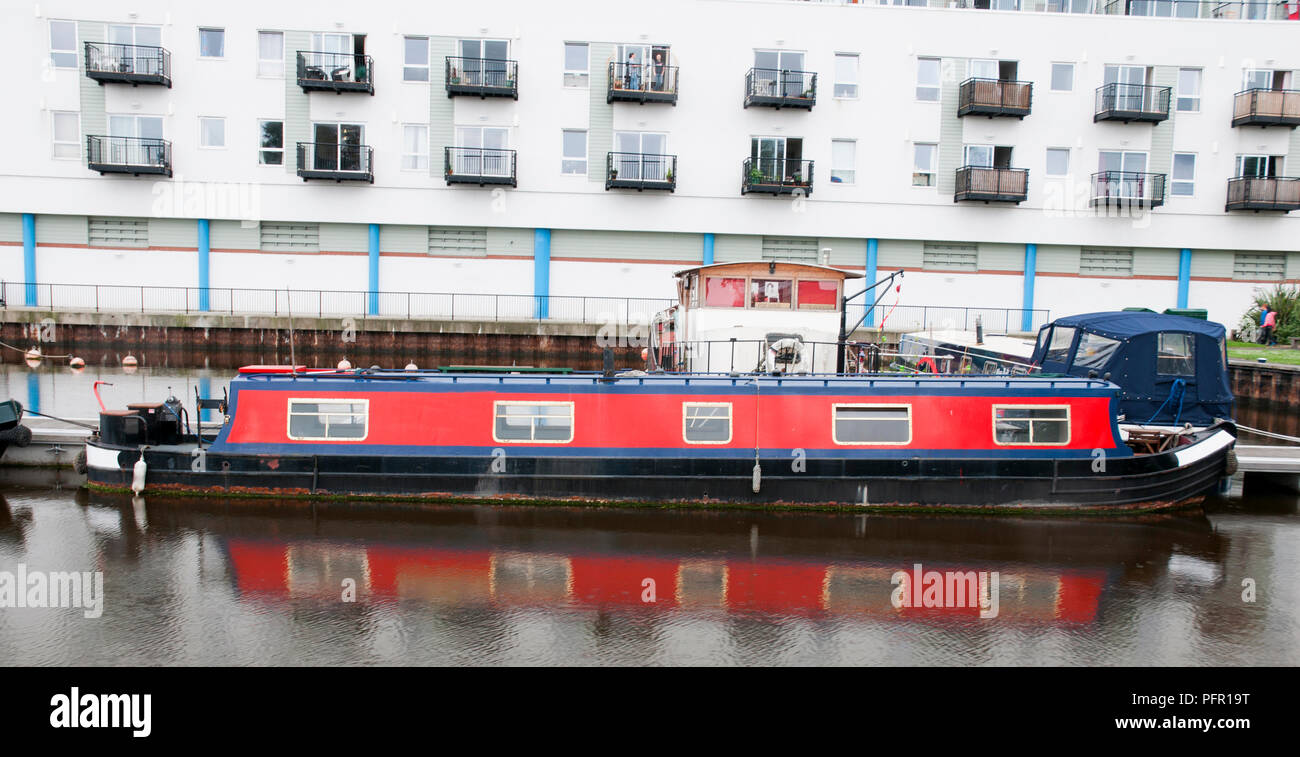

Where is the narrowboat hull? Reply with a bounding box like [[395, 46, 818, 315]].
[[83, 422, 1235, 513]]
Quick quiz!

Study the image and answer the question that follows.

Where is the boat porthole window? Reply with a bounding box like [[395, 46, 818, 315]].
[[683, 403, 732, 444], [992, 405, 1070, 446], [493, 401, 574, 443], [832, 405, 912, 445]]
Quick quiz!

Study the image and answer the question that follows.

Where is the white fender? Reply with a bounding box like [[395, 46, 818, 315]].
[[131, 454, 147, 494]]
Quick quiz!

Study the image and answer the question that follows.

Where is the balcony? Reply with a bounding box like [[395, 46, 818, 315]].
[[445, 57, 518, 99], [954, 166, 1028, 204], [84, 42, 171, 87], [86, 136, 172, 177], [957, 78, 1032, 119], [1099, 0, 1280, 19], [295, 142, 374, 183], [1225, 177, 1300, 212], [1232, 89, 1300, 128], [607, 62, 678, 105], [445, 147, 517, 187], [742, 158, 813, 196], [1090, 171, 1166, 209], [606, 153, 676, 192], [296, 51, 374, 95], [1093, 83, 1171, 123], [744, 68, 816, 110]]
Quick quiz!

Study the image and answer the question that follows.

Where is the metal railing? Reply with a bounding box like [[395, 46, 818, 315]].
[[445, 56, 519, 95], [606, 152, 676, 190], [1094, 82, 1172, 120], [1226, 177, 1300, 210], [83, 42, 171, 84], [1232, 88, 1300, 126], [295, 51, 374, 90], [0, 283, 675, 325], [957, 78, 1033, 117], [744, 68, 817, 107], [1099, 0, 1283, 18], [608, 61, 678, 98], [861, 305, 1051, 334], [954, 166, 1029, 202], [742, 158, 814, 194], [85, 135, 171, 171], [1091, 171, 1167, 207], [296, 142, 373, 179], [444, 147, 517, 185]]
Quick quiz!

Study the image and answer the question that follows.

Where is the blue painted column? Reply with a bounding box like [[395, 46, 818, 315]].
[[534, 229, 551, 319], [199, 375, 212, 422], [1177, 248, 1191, 310], [864, 238, 878, 327], [1021, 243, 1037, 332], [368, 223, 380, 316], [702, 233, 715, 266], [22, 213, 36, 306], [197, 219, 211, 312], [26, 372, 40, 414]]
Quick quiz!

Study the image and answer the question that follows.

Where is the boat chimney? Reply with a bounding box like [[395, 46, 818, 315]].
[[602, 347, 615, 379], [975, 315, 984, 346]]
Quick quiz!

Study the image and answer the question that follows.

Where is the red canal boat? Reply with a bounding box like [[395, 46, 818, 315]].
[[81, 263, 1237, 513]]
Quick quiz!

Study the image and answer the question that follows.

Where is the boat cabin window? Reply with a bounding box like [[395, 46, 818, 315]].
[[832, 405, 912, 445], [704, 276, 746, 308], [1073, 331, 1121, 370], [287, 399, 369, 440], [1156, 332, 1195, 376], [1044, 326, 1076, 364], [683, 402, 732, 444], [493, 402, 574, 443], [992, 406, 1069, 445], [750, 278, 792, 309], [796, 280, 838, 310]]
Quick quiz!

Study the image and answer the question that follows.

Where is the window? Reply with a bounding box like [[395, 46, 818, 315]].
[[922, 243, 977, 272], [1176, 68, 1200, 112], [1074, 332, 1121, 370], [797, 280, 839, 310], [613, 132, 669, 180], [831, 140, 856, 184], [683, 403, 732, 444], [88, 218, 148, 248], [563, 42, 588, 87], [453, 126, 510, 177], [402, 124, 429, 170], [1236, 155, 1283, 178], [199, 117, 226, 148], [561, 130, 587, 175], [52, 112, 79, 159], [913, 143, 937, 186], [1171, 153, 1195, 196], [833, 405, 912, 445], [916, 58, 941, 101], [993, 407, 1069, 446], [403, 37, 429, 82], [1044, 326, 1076, 363], [493, 402, 574, 443], [750, 278, 792, 309], [260, 223, 320, 252], [199, 28, 225, 58], [1156, 333, 1195, 376], [704, 277, 746, 308], [49, 20, 77, 68], [287, 400, 368, 441], [1233, 253, 1285, 281], [1051, 63, 1074, 92], [428, 227, 488, 257], [1046, 148, 1070, 177], [259, 120, 283, 165], [834, 54, 859, 98], [1080, 248, 1133, 276], [257, 32, 284, 77]]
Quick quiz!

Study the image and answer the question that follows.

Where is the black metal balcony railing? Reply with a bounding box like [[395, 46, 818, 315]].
[[1232, 89, 1300, 128], [605, 152, 677, 192], [86, 135, 172, 177], [84, 42, 172, 87], [957, 78, 1032, 118], [1094, 83, 1171, 123], [1099, 0, 1282, 19], [954, 166, 1029, 204], [607, 62, 679, 105], [744, 68, 816, 110], [296, 51, 374, 95], [1090, 171, 1167, 209], [742, 158, 814, 196], [445, 147, 518, 187], [295, 142, 374, 183], [445, 57, 519, 99], [1225, 177, 1300, 212]]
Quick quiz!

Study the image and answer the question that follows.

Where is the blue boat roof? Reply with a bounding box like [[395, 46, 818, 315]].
[[1048, 311, 1225, 341]]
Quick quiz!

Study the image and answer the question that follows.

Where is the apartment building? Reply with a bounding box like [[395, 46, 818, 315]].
[[1, 0, 1298, 329]]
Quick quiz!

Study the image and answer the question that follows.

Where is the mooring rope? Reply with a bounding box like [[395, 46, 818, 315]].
[[0, 340, 73, 360], [1235, 424, 1300, 445]]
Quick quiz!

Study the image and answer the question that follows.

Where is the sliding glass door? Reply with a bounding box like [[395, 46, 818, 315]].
[[312, 123, 365, 172]]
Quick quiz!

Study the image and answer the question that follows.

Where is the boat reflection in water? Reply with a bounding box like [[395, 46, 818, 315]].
[[133, 496, 1228, 626]]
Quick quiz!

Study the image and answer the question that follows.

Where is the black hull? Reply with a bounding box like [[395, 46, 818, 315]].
[[85, 424, 1235, 514]]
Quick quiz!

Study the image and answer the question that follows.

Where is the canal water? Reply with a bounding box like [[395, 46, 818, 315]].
[[1, 364, 1297, 665]]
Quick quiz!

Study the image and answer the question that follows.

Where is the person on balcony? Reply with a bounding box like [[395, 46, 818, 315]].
[[626, 52, 641, 91], [652, 52, 666, 92]]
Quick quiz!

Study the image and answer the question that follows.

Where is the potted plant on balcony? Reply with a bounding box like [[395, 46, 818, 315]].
[[749, 167, 764, 185], [610, 168, 618, 180], [802, 89, 813, 99], [666, 169, 673, 183]]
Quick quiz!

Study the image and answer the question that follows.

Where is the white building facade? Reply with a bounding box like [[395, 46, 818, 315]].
[[1, 0, 1298, 331]]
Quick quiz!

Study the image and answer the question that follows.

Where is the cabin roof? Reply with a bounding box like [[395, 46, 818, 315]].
[[673, 261, 863, 279], [1048, 311, 1225, 340]]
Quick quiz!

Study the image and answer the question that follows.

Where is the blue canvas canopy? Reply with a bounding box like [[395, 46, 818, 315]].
[[1029, 311, 1233, 426]]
